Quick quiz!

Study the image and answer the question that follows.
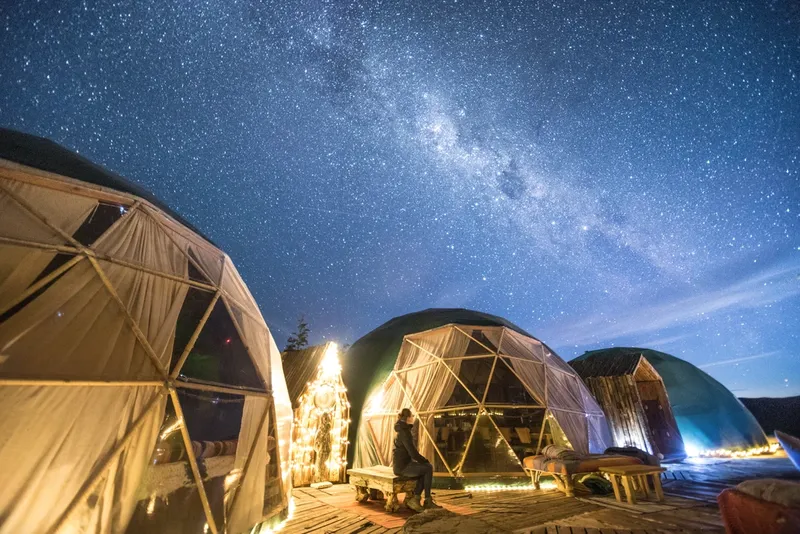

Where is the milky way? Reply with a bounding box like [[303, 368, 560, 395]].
[[1, 0, 798, 396]]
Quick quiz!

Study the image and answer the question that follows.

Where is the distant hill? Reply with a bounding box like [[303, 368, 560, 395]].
[[739, 396, 800, 437]]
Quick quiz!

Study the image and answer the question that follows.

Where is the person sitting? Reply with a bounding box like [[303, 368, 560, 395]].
[[393, 408, 442, 512]]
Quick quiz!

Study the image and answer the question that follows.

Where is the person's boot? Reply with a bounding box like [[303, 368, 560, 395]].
[[404, 494, 424, 512], [423, 497, 443, 509]]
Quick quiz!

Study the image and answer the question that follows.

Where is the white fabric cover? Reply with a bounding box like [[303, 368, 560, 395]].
[[356, 325, 612, 476], [0, 386, 164, 534], [0, 260, 162, 380], [0, 206, 189, 379], [221, 257, 262, 319], [267, 330, 293, 497], [0, 168, 292, 534], [96, 208, 188, 279], [0, 181, 96, 311], [227, 396, 270, 533], [156, 214, 225, 284]]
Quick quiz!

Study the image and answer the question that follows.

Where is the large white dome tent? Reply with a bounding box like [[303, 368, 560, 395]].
[[348, 309, 612, 482], [0, 129, 292, 534]]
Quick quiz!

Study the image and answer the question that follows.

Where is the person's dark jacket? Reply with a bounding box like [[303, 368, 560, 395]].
[[392, 420, 428, 474]]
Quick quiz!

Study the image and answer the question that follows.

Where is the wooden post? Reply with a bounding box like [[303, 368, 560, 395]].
[[609, 474, 622, 502], [170, 291, 221, 379], [393, 373, 455, 477], [621, 475, 637, 505], [169, 389, 219, 534], [652, 473, 665, 502], [220, 296, 270, 390], [0, 181, 86, 250], [175, 379, 270, 398], [88, 256, 168, 379], [0, 255, 84, 316]]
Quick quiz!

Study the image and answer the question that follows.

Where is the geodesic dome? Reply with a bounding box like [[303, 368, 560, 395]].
[[0, 129, 292, 534], [355, 323, 611, 479], [573, 348, 769, 454]]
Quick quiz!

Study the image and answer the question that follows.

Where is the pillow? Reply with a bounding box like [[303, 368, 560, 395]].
[[542, 444, 583, 461], [603, 446, 661, 466], [736, 478, 800, 508]]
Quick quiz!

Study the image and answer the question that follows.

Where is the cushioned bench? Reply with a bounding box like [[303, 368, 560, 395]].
[[718, 479, 800, 534], [523, 454, 643, 496]]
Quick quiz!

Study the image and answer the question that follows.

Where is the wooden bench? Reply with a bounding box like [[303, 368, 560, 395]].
[[599, 464, 666, 504], [347, 466, 419, 512]]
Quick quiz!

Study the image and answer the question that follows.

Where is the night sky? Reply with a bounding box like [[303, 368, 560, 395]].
[[1, 1, 798, 398]]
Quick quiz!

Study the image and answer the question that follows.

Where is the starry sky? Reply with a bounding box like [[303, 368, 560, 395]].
[[1, 1, 798, 398]]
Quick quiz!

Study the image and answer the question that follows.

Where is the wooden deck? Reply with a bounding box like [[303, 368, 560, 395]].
[[280, 455, 799, 533]]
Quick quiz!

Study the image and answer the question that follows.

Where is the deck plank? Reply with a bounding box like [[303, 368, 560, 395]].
[[280, 456, 797, 533]]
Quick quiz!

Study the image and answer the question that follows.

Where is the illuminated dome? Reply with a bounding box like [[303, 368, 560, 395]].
[[347, 309, 611, 481], [572, 347, 769, 454], [0, 129, 292, 533]]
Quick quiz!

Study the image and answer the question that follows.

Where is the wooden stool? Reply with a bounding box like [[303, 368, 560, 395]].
[[599, 465, 666, 505]]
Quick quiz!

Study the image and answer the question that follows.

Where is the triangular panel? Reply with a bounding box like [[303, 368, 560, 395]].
[[153, 214, 221, 286], [431, 410, 478, 474], [548, 409, 590, 454], [99, 259, 190, 372], [443, 377, 479, 408], [220, 257, 261, 319], [543, 346, 575, 374], [170, 287, 218, 373], [71, 202, 128, 246], [185, 246, 218, 285], [0, 249, 80, 319], [461, 328, 498, 356], [0, 180, 96, 246], [124, 395, 212, 534], [94, 208, 189, 279], [175, 388, 245, 533], [227, 300, 273, 392], [499, 330, 544, 362], [478, 327, 503, 351], [177, 298, 266, 391], [460, 414, 524, 474], [483, 357, 541, 406], [264, 404, 287, 516], [0, 261, 161, 380], [492, 407, 548, 456], [394, 361, 454, 411], [545, 368, 585, 412], [442, 357, 494, 405], [499, 357, 546, 405]]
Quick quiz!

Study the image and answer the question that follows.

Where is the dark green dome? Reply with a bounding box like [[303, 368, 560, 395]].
[[572, 347, 768, 452], [342, 308, 533, 463]]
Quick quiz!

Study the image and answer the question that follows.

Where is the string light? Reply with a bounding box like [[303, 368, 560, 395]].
[[684, 443, 779, 458], [288, 343, 350, 486]]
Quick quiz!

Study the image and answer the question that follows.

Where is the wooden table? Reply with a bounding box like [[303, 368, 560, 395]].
[[599, 464, 666, 504], [347, 466, 419, 512]]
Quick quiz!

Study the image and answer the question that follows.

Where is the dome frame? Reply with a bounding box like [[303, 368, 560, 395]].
[[0, 156, 292, 534], [355, 323, 611, 479]]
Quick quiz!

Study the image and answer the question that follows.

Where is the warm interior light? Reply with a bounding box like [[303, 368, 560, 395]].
[[364, 388, 385, 416], [320, 343, 341, 380]]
